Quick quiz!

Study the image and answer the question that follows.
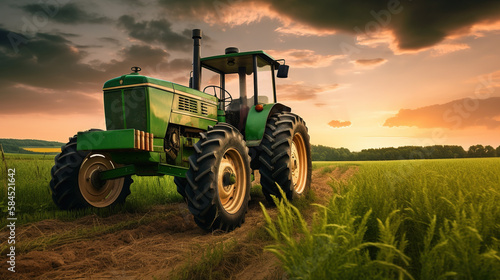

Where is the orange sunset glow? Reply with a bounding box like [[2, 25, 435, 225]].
[[1, 0, 499, 151]]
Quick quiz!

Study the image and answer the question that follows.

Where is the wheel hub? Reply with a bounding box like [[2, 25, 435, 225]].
[[78, 153, 124, 208], [217, 148, 247, 214], [222, 168, 237, 188], [89, 169, 106, 189]]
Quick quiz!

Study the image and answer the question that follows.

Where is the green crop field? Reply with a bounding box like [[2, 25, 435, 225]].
[[0, 153, 185, 228], [1, 154, 499, 279], [264, 158, 500, 279]]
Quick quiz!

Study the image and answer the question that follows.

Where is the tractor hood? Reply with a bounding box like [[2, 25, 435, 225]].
[[103, 73, 217, 104], [101, 72, 217, 140]]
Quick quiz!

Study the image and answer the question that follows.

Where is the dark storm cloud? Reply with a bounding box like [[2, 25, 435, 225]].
[[100, 44, 191, 77], [160, 0, 500, 50], [0, 28, 192, 115], [0, 86, 103, 115], [117, 15, 192, 51], [21, 3, 111, 25], [383, 97, 500, 129], [120, 0, 145, 7], [99, 37, 121, 45], [0, 31, 102, 90]]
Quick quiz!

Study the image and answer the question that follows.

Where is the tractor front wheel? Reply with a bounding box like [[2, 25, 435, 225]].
[[50, 134, 132, 210], [174, 176, 187, 199], [185, 123, 251, 232], [259, 112, 312, 203]]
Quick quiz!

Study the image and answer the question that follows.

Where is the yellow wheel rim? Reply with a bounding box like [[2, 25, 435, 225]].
[[291, 133, 307, 195], [217, 148, 247, 214], [78, 153, 124, 207]]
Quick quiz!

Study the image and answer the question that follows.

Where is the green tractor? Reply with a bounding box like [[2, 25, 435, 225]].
[[50, 29, 312, 232]]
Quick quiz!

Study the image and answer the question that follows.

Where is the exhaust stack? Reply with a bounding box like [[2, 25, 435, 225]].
[[191, 29, 202, 90]]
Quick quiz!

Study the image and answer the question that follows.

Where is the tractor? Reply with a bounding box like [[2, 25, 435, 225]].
[[49, 29, 312, 232]]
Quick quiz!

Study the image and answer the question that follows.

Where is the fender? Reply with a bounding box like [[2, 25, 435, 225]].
[[245, 103, 291, 147]]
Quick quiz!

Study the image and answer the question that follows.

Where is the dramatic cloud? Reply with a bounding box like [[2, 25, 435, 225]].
[[383, 97, 500, 129], [21, 3, 110, 25], [0, 85, 102, 115], [328, 120, 352, 128], [0, 28, 191, 116], [277, 82, 340, 102], [99, 37, 121, 45], [267, 49, 343, 68], [0, 30, 103, 90], [354, 58, 387, 67], [117, 15, 192, 51], [275, 22, 337, 37], [430, 43, 470, 56], [160, 0, 500, 51]]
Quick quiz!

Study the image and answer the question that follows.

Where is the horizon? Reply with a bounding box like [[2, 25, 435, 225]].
[[1, 137, 496, 154], [1, 0, 499, 150]]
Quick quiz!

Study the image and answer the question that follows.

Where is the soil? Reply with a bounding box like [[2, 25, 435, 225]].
[[0, 166, 357, 280]]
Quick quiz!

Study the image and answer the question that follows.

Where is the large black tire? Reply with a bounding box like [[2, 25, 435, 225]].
[[185, 123, 251, 232], [50, 133, 133, 210], [259, 112, 312, 203], [174, 176, 187, 198]]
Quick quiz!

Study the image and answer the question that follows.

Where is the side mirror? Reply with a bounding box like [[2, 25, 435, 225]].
[[277, 64, 289, 78]]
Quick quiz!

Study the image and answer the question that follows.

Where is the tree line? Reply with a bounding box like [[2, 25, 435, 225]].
[[311, 144, 500, 161], [0, 139, 64, 154]]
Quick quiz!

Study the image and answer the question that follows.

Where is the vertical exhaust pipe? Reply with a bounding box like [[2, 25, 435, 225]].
[[191, 29, 202, 90]]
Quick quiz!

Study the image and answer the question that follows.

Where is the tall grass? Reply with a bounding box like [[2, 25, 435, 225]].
[[0, 153, 184, 227], [262, 158, 500, 280]]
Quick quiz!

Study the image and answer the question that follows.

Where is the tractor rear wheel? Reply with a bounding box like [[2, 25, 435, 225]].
[[185, 123, 251, 232], [50, 134, 132, 210], [259, 112, 312, 203]]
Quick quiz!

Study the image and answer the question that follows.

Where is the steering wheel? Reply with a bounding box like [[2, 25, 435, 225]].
[[203, 85, 233, 109]]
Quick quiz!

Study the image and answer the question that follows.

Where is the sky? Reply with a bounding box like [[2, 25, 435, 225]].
[[0, 0, 499, 151]]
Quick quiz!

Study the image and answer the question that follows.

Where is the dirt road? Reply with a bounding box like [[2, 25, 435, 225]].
[[1, 167, 356, 280]]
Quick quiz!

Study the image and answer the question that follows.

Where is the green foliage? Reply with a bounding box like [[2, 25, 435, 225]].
[[469, 144, 498, 158], [261, 187, 413, 280], [263, 159, 500, 280], [310, 144, 500, 161]]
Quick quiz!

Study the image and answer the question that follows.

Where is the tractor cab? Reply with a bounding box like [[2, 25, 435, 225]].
[[200, 48, 289, 132]]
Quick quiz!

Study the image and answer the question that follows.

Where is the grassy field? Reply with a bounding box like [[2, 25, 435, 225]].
[[0, 153, 185, 228], [264, 158, 500, 280], [1, 154, 499, 279]]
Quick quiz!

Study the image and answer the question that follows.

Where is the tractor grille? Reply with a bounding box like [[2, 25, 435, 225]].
[[103, 88, 147, 131], [178, 96, 198, 113], [201, 103, 208, 115]]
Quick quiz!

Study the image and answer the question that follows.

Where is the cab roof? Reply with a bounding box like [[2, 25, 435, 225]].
[[201, 50, 280, 75]]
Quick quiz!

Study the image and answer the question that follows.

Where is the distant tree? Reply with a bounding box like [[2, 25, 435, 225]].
[[312, 143, 494, 161], [497, 145, 500, 157], [450, 146, 466, 158], [484, 145, 496, 157], [468, 145, 486, 158]]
